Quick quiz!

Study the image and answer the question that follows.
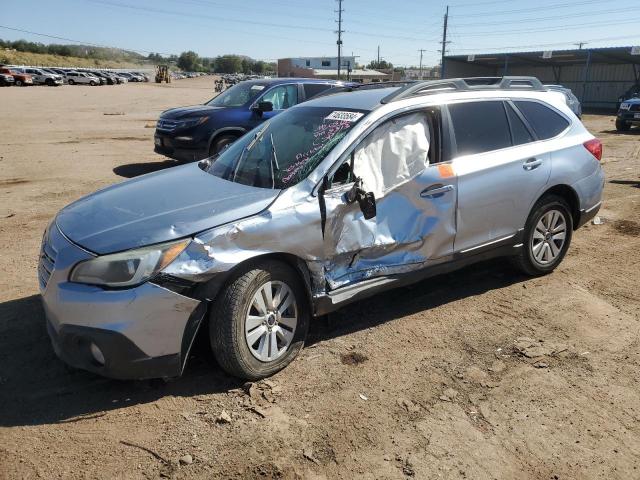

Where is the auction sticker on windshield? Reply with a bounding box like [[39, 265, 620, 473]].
[[325, 111, 365, 122]]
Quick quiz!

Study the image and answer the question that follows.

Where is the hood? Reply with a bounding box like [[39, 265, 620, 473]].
[[56, 163, 279, 254], [161, 105, 224, 120], [622, 97, 640, 104]]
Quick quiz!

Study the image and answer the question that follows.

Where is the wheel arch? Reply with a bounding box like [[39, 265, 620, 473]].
[[192, 252, 317, 315], [535, 184, 580, 230], [207, 127, 247, 152]]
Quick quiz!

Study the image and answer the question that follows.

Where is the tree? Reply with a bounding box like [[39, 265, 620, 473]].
[[177, 50, 200, 71], [214, 55, 243, 74], [367, 60, 393, 70]]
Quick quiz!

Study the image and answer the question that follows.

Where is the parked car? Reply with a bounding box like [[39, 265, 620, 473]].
[[154, 78, 352, 161], [616, 97, 640, 131], [119, 72, 143, 82], [617, 82, 640, 109], [545, 84, 581, 118], [87, 71, 116, 85], [65, 71, 99, 86], [0, 73, 15, 86], [40, 76, 604, 381], [0, 67, 33, 86], [16, 67, 63, 86]]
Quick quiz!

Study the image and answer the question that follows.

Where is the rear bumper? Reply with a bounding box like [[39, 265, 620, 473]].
[[576, 201, 601, 229]]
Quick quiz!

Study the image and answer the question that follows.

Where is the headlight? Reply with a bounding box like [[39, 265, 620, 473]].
[[620, 103, 631, 110], [70, 239, 190, 287], [177, 116, 209, 129]]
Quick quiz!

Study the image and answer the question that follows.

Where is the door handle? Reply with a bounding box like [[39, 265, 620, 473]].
[[421, 184, 454, 198], [523, 158, 542, 171]]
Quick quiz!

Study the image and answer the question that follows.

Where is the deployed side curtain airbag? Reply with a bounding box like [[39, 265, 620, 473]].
[[353, 112, 430, 197]]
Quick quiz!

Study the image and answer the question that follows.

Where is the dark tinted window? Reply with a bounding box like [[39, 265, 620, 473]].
[[449, 101, 511, 156], [506, 103, 534, 145], [303, 83, 332, 100], [514, 101, 569, 139]]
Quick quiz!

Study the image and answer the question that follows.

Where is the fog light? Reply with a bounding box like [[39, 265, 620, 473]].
[[89, 342, 105, 366], [174, 136, 193, 141]]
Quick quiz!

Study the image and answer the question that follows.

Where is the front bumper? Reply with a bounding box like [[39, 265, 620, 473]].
[[39, 223, 205, 380], [617, 111, 640, 124], [154, 130, 207, 162]]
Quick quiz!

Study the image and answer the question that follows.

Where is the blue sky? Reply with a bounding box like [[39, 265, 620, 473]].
[[1, 0, 640, 67]]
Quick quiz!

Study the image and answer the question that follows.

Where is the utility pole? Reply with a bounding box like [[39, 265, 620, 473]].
[[574, 42, 587, 50], [418, 49, 426, 80], [440, 5, 449, 78], [336, 0, 344, 80], [377, 45, 380, 66]]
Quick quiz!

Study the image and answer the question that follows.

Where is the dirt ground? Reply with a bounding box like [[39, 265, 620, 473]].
[[0, 77, 639, 480]]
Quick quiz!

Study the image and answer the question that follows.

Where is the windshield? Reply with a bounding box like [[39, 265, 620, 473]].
[[205, 106, 368, 189], [206, 82, 267, 107]]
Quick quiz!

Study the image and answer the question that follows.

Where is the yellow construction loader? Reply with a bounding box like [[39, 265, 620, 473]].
[[155, 65, 171, 83]]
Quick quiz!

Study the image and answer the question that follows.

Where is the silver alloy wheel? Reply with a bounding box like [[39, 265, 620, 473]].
[[531, 209, 567, 265], [245, 280, 297, 362]]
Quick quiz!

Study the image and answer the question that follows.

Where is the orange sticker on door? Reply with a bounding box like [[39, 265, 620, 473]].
[[438, 164, 455, 178]]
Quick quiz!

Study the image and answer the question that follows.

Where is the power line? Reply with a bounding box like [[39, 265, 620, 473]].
[[448, 34, 640, 52], [455, 16, 640, 37], [451, 7, 633, 28], [450, 0, 619, 18]]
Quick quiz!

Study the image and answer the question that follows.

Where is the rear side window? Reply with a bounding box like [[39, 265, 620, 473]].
[[449, 101, 511, 156], [514, 101, 569, 139], [505, 103, 534, 146], [303, 83, 332, 100]]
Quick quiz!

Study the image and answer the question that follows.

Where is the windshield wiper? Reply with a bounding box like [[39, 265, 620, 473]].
[[269, 133, 280, 189], [231, 123, 269, 182]]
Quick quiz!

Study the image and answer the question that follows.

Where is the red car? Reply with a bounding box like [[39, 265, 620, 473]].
[[0, 67, 33, 86]]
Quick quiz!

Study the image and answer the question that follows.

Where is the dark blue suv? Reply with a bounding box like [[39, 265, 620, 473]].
[[154, 78, 350, 161]]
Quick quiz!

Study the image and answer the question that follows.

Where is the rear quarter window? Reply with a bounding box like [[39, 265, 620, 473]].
[[303, 83, 333, 100], [514, 101, 570, 140]]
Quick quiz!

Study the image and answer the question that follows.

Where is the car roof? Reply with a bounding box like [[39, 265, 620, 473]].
[[302, 87, 400, 110]]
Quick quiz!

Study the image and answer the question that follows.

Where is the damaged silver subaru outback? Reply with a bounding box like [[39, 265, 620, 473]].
[[39, 77, 604, 380]]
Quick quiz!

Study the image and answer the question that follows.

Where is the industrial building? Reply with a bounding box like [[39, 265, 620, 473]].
[[443, 46, 640, 111], [277, 56, 390, 83]]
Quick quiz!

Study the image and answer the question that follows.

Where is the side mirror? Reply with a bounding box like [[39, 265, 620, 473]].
[[252, 101, 273, 115], [345, 178, 376, 220]]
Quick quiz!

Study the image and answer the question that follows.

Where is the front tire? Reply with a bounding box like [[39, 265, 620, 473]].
[[615, 119, 631, 132], [209, 261, 309, 380], [90, 81, 97, 86], [15, 80, 22, 87], [511, 195, 573, 276], [209, 134, 237, 156], [68, 79, 75, 85]]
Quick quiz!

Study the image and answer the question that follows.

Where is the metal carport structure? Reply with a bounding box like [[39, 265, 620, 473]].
[[443, 46, 640, 111]]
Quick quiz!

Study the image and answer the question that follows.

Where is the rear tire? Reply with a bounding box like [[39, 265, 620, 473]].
[[209, 134, 237, 156], [209, 261, 309, 380], [68, 79, 75, 85], [615, 119, 631, 132], [510, 195, 573, 276]]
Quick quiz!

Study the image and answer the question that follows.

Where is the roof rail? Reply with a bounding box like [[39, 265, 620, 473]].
[[380, 76, 546, 104]]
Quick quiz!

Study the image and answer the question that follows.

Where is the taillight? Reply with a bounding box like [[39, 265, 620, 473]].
[[583, 138, 602, 161]]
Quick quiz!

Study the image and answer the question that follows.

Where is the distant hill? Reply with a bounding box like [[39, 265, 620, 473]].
[[0, 49, 151, 68]]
